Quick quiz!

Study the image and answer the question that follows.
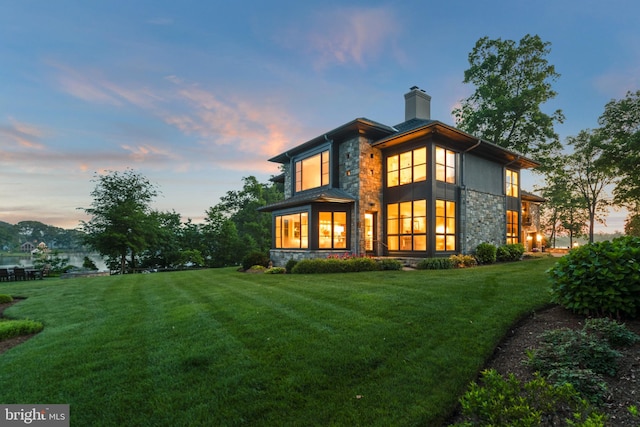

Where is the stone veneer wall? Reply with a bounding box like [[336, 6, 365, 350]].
[[282, 163, 292, 199], [270, 249, 353, 267], [461, 188, 506, 254], [339, 136, 383, 255]]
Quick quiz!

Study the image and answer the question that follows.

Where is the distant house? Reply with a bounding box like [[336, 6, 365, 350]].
[[260, 87, 543, 266], [20, 242, 36, 253]]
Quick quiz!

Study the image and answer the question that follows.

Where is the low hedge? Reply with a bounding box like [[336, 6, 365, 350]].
[[290, 257, 381, 274], [0, 319, 44, 341]]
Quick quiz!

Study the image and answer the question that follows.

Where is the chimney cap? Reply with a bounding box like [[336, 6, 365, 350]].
[[409, 85, 425, 92]]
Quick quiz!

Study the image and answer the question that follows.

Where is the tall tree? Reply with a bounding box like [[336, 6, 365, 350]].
[[538, 167, 588, 248], [211, 176, 284, 255], [453, 34, 564, 168], [81, 169, 159, 274], [565, 130, 616, 243], [598, 90, 640, 217]]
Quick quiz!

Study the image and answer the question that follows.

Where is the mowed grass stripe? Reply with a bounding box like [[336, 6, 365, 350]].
[[0, 257, 557, 426]]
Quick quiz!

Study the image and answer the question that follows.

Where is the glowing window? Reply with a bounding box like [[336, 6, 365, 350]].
[[506, 169, 519, 197], [275, 212, 308, 248], [295, 150, 329, 192], [319, 212, 347, 249], [387, 147, 427, 187], [435, 146, 456, 183], [507, 210, 519, 244], [386, 200, 427, 252], [435, 200, 456, 251]]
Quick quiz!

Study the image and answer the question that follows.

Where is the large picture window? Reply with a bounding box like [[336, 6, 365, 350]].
[[295, 150, 329, 192], [435, 200, 456, 251], [507, 210, 519, 244], [506, 169, 519, 197], [387, 147, 427, 187], [386, 200, 427, 251], [275, 212, 308, 248], [319, 212, 347, 249], [435, 146, 456, 183]]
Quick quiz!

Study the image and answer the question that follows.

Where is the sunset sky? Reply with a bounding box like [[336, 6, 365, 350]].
[[1, 1, 639, 231]]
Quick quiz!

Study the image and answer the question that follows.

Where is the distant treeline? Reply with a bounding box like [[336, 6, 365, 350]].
[[0, 220, 86, 251]]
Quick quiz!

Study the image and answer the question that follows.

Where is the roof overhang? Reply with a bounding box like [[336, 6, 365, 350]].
[[258, 188, 355, 212], [268, 118, 395, 164], [372, 121, 540, 170]]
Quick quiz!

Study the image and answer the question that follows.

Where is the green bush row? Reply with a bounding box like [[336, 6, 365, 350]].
[[285, 257, 403, 274], [0, 319, 44, 341], [548, 236, 640, 319], [475, 243, 525, 264]]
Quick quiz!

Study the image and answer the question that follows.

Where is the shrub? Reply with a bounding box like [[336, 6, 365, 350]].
[[290, 257, 381, 274], [264, 267, 286, 274], [526, 328, 622, 377], [285, 259, 298, 274], [377, 258, 403, 271], [475, 243, 497, 264], [449, 254, 477, 268], [415, 257, 456, 270], [0, 319, 44, 341], [0, 294, 14, 304], [241, 252, 270, 272], [456, 369, 604, 426], [548, 236, 640, 318], [523, 321, 640, 404], [583, 317, 640, 347], [496, 243, 525, 262]]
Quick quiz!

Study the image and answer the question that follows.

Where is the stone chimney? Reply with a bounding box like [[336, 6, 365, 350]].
[[404, 86, 431, 121]]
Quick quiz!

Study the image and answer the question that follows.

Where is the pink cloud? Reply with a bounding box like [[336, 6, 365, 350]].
[[0, 118, 47, 150], [280, 6, 402, 69]]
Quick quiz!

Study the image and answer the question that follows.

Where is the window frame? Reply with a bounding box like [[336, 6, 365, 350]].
[[318, 211, 348, 249], [435, 199, 456, 252], [386, 200, 427, 252], [506, 169, 519, 198], [294, 148, 330, 193], [386, 147, 427, 188], [435, 146, 456, 184], [506, 210, 519, 244], [274, 211, 309, 249]]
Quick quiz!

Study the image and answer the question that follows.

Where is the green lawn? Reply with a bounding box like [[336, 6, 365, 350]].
[[0, 257, 557, 426]]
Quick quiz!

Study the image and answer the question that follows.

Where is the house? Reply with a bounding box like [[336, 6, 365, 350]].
[[260, 86, 542, 266], [20, 242, 36, 253]]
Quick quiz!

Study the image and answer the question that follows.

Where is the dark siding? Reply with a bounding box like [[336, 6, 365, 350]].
[[463, 155, 503, 194]]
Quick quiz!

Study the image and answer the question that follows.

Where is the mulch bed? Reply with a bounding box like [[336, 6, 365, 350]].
[[448, 304, 640, 426]]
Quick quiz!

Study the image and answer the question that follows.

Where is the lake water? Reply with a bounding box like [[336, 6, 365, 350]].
[[0, 253, 107, 271]]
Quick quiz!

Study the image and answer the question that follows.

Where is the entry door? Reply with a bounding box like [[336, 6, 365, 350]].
[[365, 213, 376, 254]]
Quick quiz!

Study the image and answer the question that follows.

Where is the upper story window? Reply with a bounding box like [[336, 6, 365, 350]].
[[506, 169, 519, 197], [435, 146, 456, 183], [387, 147, 427, 187], [295, 150, 329, 192]]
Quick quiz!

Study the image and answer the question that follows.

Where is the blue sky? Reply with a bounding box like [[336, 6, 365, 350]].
[[1, 1, 638, 232]]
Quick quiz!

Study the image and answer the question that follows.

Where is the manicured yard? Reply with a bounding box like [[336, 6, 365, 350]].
[[0, 257, 557, 426]]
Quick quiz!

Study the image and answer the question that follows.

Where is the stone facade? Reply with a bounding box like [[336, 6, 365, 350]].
[[461, 188, 506, 253], [270, 249, 353, 267]]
